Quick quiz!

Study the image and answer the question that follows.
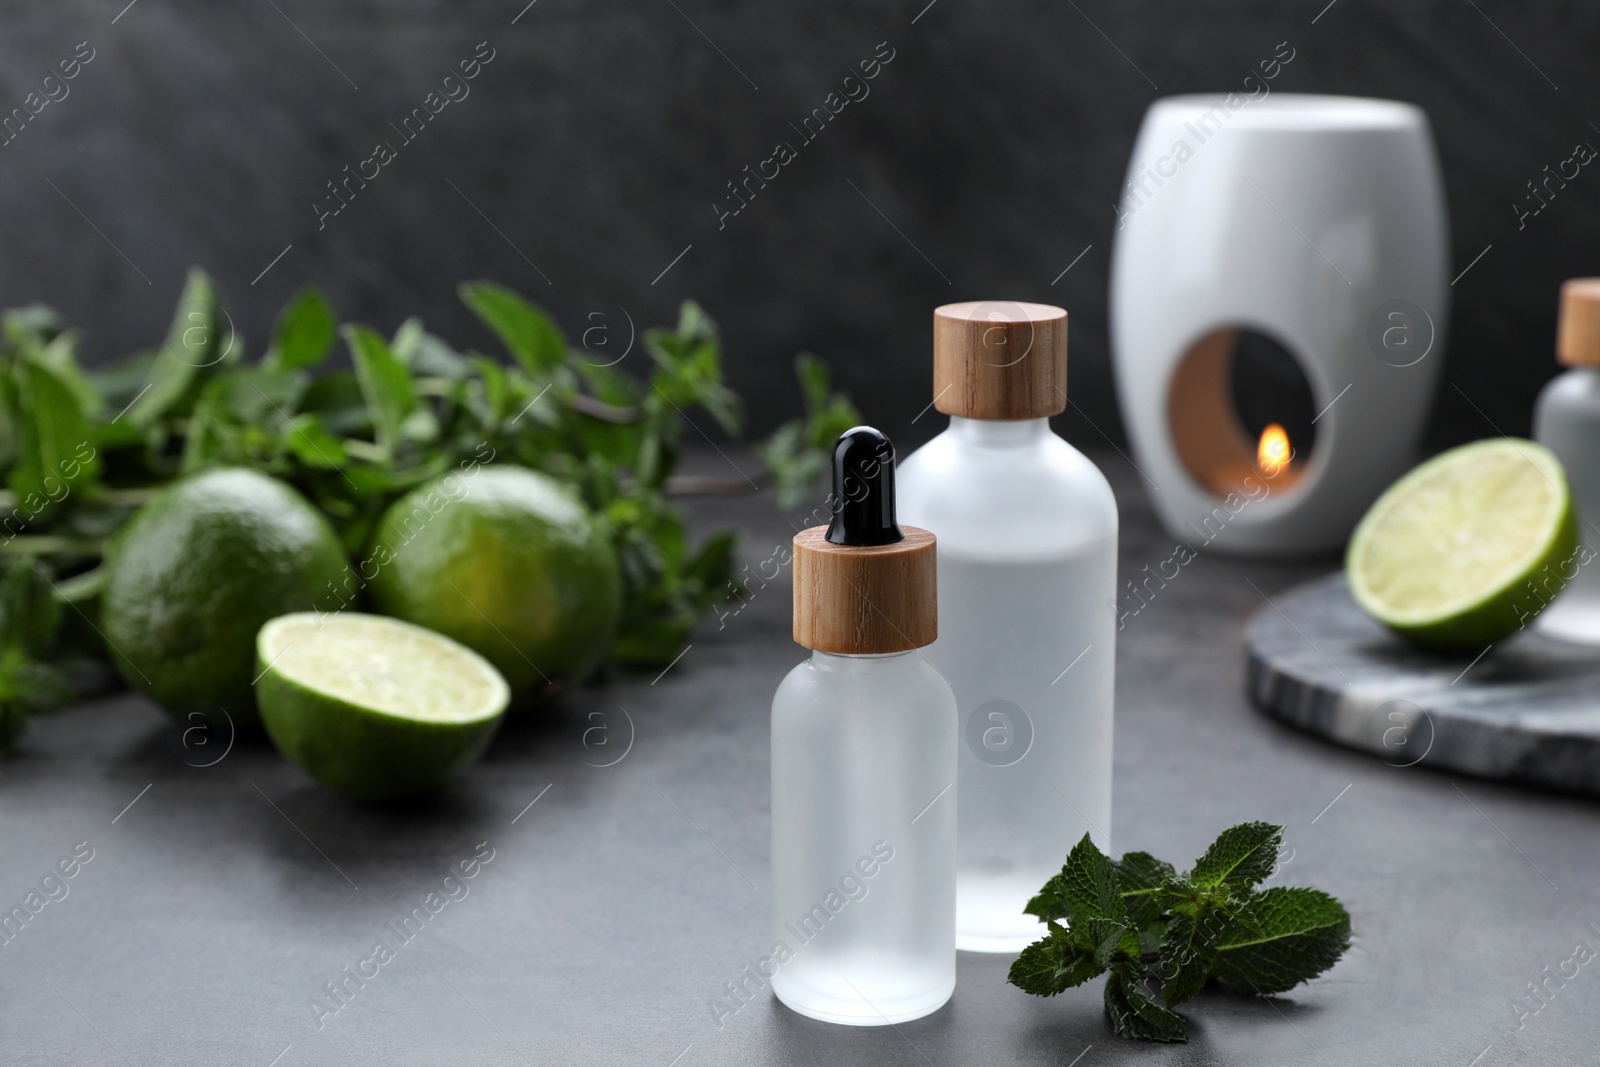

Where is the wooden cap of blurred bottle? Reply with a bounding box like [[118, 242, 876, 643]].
[[933, 301, 1068, 419], [1557, 278, 1600, 366]]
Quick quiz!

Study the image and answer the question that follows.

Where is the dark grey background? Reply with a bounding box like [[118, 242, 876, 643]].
[[2, 0, 1597, 451]]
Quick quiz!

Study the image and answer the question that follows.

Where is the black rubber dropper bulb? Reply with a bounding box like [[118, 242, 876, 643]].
[[825, 426, 905, 547]]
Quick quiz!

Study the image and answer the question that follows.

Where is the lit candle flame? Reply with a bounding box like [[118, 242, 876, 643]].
[[1258, 423, 1291, 476]]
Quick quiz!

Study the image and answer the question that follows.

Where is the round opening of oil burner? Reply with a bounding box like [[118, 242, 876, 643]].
[[1166, 327, 1318, 500]]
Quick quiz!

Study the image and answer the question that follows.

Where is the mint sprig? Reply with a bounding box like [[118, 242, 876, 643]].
[[1009, 822, 1351, 1043], [755, 354, 861, 511]]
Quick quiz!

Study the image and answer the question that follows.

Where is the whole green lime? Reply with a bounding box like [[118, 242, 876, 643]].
[[364, 465, 621, 698], [100, 468, 355, 727]]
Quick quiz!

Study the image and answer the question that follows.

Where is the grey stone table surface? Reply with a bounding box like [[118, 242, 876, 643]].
[[2, 448, 1597, 1067]]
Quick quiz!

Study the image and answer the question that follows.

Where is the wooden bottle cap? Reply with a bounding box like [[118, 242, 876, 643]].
[[792, 526, 937, 654], [933, 301, 1068, 419], [1557, 278, 1600, 367]]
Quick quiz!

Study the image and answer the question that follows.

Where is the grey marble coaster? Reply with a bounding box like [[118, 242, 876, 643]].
[[1245, 572, 1600, 795]]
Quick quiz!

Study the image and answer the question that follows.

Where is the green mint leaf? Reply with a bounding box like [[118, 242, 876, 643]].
[[575, 416, 646, 475], [269, 287, 336, 370], [124, 268, 226, 428], [1007, 924, 1078, 996], [1055, 833, 1125, 923], [344, 325, 417, 457], [753, 421, 809, 511], [0, 653, 74, 756], [1136, 918, 1169, 959], [1008, 920, 1118, 996], [1116, 850, 1177, 891], [9, 355, 98, 505], [34, 332, 105, 421], [1024, 873, 1073, 922], [793, 353, 859, 445], [644, 302, 741, 437], [1213, 886, 1351, 996], [1191, 821, 1283, 891], [672, 300, 716, 345], [1115, 850, 1176, 927], [11, 657, 73, 714], [2, 306, 63, 350], [682, 530, 737, 594], [609, 615, 693, 667], [459, 281, 566, 376], [299, 371, 370, 437], [0, 558, 70, 756], [756, 355, 859, 511], [85, 350, 155, 423], [206, 366, 307, 428], [1103, 963, 1187, 1043], [177, 378, 224, 472], [1155, 911, 1219, 1006], [1083, 917, 1134, 969], [470, 356, 511, 425], [392, 318, 472, 379], [284, 414, 349, 469], [574, 360, 644, 411], [0, 556, 62, 659], [399, 407, 440, 447], [1153, 875, 1206, 920], [794, 351, 832, 416]]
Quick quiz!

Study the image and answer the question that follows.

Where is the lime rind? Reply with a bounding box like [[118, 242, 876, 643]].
[[1347, 438, 1578, 649]]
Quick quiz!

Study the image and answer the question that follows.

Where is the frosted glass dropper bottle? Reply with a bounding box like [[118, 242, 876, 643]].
[[1534, 277, 1600, 641], [770, 426, 957, 1025], [898, 301, 1119, 954]]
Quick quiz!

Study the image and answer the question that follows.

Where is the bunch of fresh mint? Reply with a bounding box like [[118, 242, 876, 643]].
[[1009, 822, 1351, 1042], [0, 269, 858, 751], [0, 270, 855, 670]]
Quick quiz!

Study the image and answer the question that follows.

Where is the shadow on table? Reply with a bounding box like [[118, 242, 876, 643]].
[[761, 993, 960, 1067], [102, 715, 509, 915]]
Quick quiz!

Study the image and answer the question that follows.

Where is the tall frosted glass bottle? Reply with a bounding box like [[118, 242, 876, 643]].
[[1534, 277, 1600, 641], [771, 426, 957, 1024], [898, 301, 1118, 954]]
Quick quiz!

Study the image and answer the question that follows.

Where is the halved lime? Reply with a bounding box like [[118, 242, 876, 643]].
[[256, 613, 509, 801], [1347, 438, 1578, 650]]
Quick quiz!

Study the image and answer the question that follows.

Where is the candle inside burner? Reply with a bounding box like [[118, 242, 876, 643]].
[[1258, 423, 1291, 476]]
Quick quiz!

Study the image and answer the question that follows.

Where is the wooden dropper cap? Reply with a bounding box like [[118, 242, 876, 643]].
[[793, 427, 937, 655], [1557, 278, 1600, 367], [933, 301, 1068, 419]]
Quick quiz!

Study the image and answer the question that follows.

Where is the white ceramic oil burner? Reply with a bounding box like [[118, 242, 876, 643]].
[[1110, 93, 1449, 557]]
